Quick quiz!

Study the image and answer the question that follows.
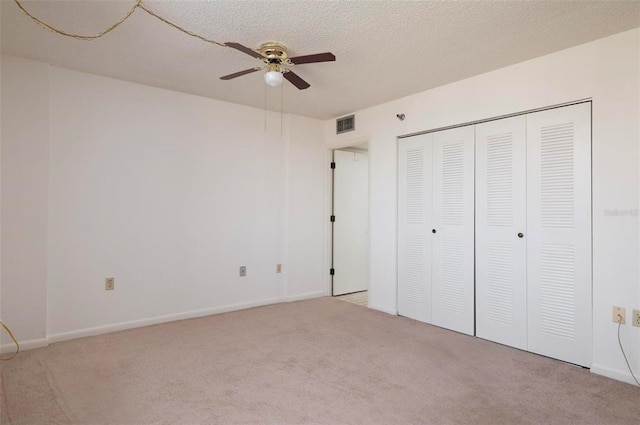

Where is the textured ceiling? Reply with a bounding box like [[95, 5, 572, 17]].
[[2, 1, 640, 119]]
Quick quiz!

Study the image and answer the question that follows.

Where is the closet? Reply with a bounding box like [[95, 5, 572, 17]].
[[398, 126, 475, 336], [398, 102, 592, 366]]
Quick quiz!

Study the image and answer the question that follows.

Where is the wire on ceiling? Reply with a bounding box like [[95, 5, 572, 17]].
[[13, 0, 227, 47]]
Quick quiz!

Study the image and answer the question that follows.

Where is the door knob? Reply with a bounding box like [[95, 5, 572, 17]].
[[517, 232, 524, 238]]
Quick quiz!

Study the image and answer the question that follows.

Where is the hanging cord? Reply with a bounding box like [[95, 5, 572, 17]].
[[617, 316, 640, 386], [14, 0, 141, 40], [137, 2, 226, 47], [13, 0, 226, 47], [0, 321, 19, 361]]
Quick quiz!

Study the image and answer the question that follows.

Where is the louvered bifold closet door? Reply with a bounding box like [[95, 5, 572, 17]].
[[526, 103, 592, 367], [431, 126, 475, 335], [398, 134, 433, 323], [475, 116, 528, 349]]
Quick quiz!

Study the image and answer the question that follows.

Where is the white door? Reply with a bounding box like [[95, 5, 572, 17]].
[[398, 134, 433, 322], [526, 103, 592, 366], [333, 149, 369, 296], [431, 126, 475, 335], [475, 116, 528, 349]]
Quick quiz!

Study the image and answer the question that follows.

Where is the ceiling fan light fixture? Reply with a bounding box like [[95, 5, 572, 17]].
[[264, 70, 284, 87]]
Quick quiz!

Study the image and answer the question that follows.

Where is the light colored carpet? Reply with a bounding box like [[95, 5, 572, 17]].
[[1, 297, 639, 425]]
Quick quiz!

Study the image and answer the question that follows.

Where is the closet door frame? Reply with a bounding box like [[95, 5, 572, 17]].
[[396, 100, 592, 366]]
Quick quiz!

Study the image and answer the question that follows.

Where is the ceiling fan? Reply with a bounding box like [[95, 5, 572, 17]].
[[220, 42, 336, 90]]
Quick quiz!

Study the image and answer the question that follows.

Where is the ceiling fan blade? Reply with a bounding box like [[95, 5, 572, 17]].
[[284, 70, 311, 90], [289, 52, 336, 65], [220, 67, 262, 80], [225, 42, 263, 59]]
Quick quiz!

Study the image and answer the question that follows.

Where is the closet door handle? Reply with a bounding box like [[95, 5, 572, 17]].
[[517, 232, 524, 238], [432, 229, 437, 234]]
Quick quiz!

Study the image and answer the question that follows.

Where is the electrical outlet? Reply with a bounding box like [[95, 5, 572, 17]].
[[239, 266, 246, 277], [105, 277, 115, 291], [276, 264, 282, 274], [632, 309, 640, 327], [612, 306, 626, 324]]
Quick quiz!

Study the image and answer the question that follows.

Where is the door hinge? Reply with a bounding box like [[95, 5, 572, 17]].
[[330, 215, 335, 222], [329, 268, 335, 276], [330, 161, 336, 169]]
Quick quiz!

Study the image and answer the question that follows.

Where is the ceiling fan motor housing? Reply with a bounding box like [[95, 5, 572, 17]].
[[260, 42, 289, 62]]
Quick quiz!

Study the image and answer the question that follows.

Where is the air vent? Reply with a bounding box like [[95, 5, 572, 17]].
[[336, 115, 355, 134]]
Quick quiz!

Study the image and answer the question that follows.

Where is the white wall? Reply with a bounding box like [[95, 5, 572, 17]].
[[284, 115, 327, 300], [47, 66, 290, 338], [1, 55, 326, 346], [324, 28, 640, 384], [1, 56, 49, 348]]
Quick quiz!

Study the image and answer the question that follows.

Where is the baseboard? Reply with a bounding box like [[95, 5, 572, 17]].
[[591, 363, 640, 386], [285, 291, 325, 302], [369, 304, 398, 316], [0, 337, 48, 354], [47, 296, 287, 344]]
